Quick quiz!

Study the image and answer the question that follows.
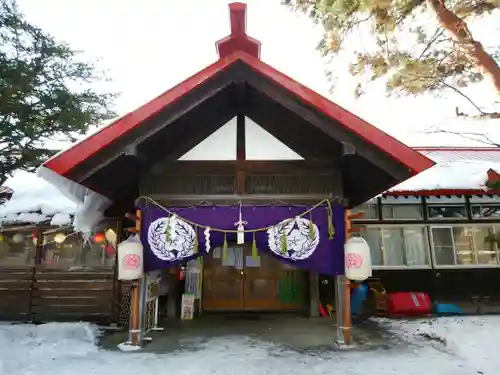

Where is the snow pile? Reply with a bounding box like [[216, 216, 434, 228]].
[[390, 159, 500, 192], [2, 318, 500, 375], [383, 316, 500, 374], [0, 170, 77, 226], [0, 322, 101, 375]]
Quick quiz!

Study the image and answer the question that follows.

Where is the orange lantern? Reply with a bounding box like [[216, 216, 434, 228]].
[[94, 233, 105, 243]]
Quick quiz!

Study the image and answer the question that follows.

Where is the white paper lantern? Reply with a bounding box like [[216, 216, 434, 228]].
[[12, 233, 24, 244], [344, 237, 372, 281], [117, 235, 143, 281], [105, 229, 117, 247], [54, 233, 66, 244]]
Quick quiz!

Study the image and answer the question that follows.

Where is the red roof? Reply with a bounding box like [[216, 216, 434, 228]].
[[43, 3, 433, 188]]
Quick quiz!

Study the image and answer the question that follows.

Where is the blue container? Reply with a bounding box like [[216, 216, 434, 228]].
[[351, 283, 369, 316], [434, 303, 462, 316]]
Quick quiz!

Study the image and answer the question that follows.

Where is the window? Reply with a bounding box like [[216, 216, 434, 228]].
[[428, 205, 467, 220], [382, 204, 423, 220], [430, 225, 499, 266], [471, 226, 497, 265], [351, 202, 378, 220], [471, 205, 500, 219], [0, 230, 36, 266], [360, 226, 429, 267]]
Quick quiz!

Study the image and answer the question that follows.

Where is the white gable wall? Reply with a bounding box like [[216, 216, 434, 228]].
[[178, 117, 303, 160]]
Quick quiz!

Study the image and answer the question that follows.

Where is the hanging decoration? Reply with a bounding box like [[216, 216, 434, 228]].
[[344, 237, 372, 281], [204, 227, 211, 253], [54, 233, 66, 244], [94, 233, 105, 243], [147, 214, 197, 262], [105, 228, 117, 247], [251, 232, 258, 259], [222, 232, 228, 261], [233, 203, 247, 245], [117, 235, 143, 281], [267, 216, 320, 261], [137, 196, 344, 276], [12, 233, 24, 244]]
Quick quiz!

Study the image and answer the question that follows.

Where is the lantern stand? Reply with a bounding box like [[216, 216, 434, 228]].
[[128, 209, 142, 347], [336, 209, 365, 347], [343, 209, 353, 346]]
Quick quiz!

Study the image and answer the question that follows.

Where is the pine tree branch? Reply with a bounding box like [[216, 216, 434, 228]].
[[418, 28, 445, 60], [426, 0, 500, 94], [404, 72, 500, 119]]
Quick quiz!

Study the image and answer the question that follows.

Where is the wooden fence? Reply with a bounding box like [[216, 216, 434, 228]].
[[0, 267, 120, 323]]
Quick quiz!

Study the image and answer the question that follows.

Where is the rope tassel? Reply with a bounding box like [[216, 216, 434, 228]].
[[327, 203, 335, 240], [222, 232, 228, 260], [193, 227, 199, 254], [252, 232, 258, 259], [309, 212, 315, 241], [281, 228, 287, 255]]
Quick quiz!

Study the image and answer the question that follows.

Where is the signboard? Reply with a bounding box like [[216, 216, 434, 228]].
[[181, 293, 195, 320]]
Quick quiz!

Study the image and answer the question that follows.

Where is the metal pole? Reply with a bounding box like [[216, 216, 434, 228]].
[[137, 273, 147, 343]]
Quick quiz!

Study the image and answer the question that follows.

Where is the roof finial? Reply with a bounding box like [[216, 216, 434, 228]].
[[216, 2, 261, 59]]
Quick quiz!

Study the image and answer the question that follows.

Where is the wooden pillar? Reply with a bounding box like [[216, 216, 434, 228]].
[[343, 209, 352, 345], [129, 209, 142, 346], [309, 272, 320, 317], [236, 113, 246, 195], [335, 208, 354, 346], [166, 268, 178, 318]]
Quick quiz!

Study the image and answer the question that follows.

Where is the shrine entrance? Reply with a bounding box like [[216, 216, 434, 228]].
[[202, 243, 308, 312], [38, 2, 434, 348]]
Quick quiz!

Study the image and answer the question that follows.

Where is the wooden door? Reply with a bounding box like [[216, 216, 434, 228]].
[[242, 245, 281, 310], [202, 244, 307, 312], [202, 247, 244, 311]]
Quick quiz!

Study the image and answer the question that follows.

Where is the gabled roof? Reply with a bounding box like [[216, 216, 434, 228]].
[[40, 3, 434, 210], [43, 3, 432, 180]]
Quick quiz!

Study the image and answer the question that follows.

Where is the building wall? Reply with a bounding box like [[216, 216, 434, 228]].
[[353, 195, 500, 304]]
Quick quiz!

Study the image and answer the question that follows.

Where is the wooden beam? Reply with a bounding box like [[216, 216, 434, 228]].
[[236, 113, 246, 195], [142, 85, 238, 165], [151, 160, 335, 175], [67, 65, 240, 182]]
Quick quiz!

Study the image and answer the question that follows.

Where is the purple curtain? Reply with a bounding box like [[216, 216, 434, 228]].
[[137, 201, 345, 275]]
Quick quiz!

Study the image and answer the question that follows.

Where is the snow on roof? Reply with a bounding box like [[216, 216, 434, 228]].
[[0, 170, 78, 226], [389, 148, 500, 194]]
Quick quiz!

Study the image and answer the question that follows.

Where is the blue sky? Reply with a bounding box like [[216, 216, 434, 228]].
[[15, 0, 500, 147]]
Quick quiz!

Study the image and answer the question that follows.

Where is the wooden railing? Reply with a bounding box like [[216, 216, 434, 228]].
[[0, 267, 119, 323]]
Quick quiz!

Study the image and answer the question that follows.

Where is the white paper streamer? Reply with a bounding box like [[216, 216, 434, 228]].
[[234, 204, 247, 245], [204, 227, 211, 252]]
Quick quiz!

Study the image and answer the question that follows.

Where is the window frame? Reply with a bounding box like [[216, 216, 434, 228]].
[[350, 201, 379, 221], [470, 204, 500, 220], [359, 224, 431, 270], [427, 204, 468, 221], [381, 204, 424, 221], [429, 224, 500, 269]]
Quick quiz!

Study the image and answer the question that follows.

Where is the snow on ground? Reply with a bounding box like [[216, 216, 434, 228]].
[[1, 316, 499, 375]]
